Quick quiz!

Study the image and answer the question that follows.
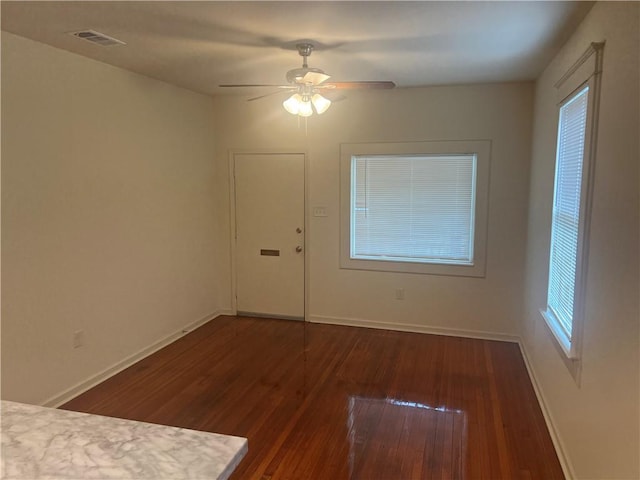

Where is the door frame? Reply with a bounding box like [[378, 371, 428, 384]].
[[228, 149, 309, 321]]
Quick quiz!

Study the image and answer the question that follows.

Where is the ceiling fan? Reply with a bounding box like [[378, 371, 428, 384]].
[[219, 43, 396, 117]]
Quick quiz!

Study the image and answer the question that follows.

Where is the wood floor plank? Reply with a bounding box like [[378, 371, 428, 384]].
[[61, 316, 564, 479]]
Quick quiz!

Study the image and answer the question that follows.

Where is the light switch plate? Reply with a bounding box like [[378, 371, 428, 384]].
[[313, 207, 328, 217]]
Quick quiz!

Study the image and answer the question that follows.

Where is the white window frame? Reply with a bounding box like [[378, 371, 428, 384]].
[[540, 42, 604, 360], [340, 140, 490, 277]]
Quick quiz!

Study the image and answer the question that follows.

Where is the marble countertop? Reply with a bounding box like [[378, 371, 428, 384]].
[[1, 401, 247, 479]]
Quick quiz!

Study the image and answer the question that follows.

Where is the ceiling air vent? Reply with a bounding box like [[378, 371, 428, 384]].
[[69, 30, 126, 47]]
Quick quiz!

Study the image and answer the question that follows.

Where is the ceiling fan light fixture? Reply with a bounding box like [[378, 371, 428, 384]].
[[298, 98, 313, 117], [311, 93, 331, 114], [283, 93, 303, 115], [283, 92, 316, 117]]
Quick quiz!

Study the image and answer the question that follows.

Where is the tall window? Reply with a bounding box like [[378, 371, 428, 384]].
[[541, 42, 603, 360], [545, 87, 589, 345], [340, 141, 490, 277]]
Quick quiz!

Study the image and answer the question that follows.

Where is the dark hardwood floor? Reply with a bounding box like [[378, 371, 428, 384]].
[[62, 316, 564, 479]]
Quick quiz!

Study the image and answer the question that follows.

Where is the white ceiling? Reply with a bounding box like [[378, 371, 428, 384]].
[[1, 1, 593, 97]]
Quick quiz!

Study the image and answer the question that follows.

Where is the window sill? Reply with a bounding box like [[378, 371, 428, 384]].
[[340, 257, 485, 278], [539, 309, 579, 360]]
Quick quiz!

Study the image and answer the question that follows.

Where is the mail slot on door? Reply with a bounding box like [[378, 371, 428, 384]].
[[260, 249, 280, 256]]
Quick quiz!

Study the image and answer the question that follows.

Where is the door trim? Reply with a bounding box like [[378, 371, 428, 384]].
[[228, 149, 309, 321]]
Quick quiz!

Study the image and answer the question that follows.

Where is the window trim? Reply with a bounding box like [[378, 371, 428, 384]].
[[540, 42, 604, 361], [340, 140, 491, 277]]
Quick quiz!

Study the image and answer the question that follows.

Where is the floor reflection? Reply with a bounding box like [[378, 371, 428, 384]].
[[347, 396, 467, 479]]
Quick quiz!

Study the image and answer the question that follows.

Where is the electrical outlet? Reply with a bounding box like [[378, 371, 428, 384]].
[[395, 288, 405, 300], [73, 330, 85, 349]]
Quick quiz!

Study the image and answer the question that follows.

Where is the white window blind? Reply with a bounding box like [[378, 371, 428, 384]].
[[350, 154, 476, 265], [547, 85, 589, 339]]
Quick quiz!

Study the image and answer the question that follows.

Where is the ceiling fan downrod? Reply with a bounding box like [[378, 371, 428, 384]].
[[286, 43, 325, 85]]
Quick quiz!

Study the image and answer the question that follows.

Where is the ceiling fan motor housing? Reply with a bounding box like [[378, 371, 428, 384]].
[[286, 67, 326, 84]]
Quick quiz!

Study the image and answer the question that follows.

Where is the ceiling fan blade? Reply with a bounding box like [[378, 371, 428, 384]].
[[302, 71, 331, 85], [319, 81, 396, 90], [219, 84, 292, 88], [247, 90, 292, 102]]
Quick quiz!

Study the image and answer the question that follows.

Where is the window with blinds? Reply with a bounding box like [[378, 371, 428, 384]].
[[350, 154, 476, 265], [340, 140, 490, 277], [543, 85, 591, 357], [538, 42, 603, 363]]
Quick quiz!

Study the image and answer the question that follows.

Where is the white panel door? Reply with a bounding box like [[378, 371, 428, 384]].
[[234, 153, 305, 319]]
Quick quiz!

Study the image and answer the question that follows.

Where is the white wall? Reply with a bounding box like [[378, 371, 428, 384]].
[[213, 82, 534, 338], [1, 32, 221, 405], [522, 2, 639, 478]]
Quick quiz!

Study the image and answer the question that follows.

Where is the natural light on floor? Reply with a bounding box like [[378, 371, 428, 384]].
[[347, 396, 468, 478]]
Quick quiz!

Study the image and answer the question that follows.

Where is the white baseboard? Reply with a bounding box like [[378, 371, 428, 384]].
[[308, 314, 520, 343], [42, 311, 227, 408], [518, 341, 574, 479]]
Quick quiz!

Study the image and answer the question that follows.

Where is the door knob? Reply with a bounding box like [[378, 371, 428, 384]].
[[295, 246, 303, 253], [296, 227, 303, 234]]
